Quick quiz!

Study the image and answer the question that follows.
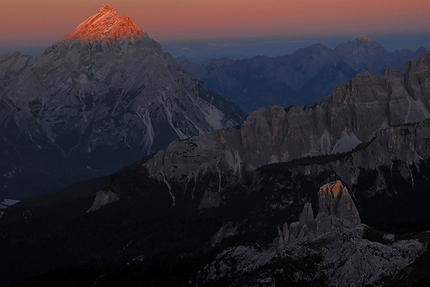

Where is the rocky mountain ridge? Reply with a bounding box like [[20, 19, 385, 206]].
[[144, 54, 430, 188], [180, 36, 429, 112], [0, 6, 245, 200]]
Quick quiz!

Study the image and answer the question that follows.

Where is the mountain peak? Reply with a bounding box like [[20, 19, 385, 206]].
[[319, 180, 346, 196], [62, 5, 146, 42], [355, 34, 375, 44], [99, 4, 118, 15]]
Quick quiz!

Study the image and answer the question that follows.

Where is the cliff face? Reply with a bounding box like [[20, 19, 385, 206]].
[[142, 105, 430, 235], [145, 55, 430, 184]]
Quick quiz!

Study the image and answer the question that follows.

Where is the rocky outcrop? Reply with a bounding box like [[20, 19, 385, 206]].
[[87, 190, 119, 213], [199, 181, 423, 287], [277, 180, 360, 248], [317, 181, 361, 229], [318, 236, 423, 287], [209, 222, 239, 247], [0, 6, 245, 199], [0, 199, 20, 211]]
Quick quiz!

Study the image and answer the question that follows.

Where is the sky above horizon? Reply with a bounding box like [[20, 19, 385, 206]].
[[1, 0, 430, 60]]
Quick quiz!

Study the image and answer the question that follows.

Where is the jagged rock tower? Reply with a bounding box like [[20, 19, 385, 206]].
[[277, 180, 361, 248]]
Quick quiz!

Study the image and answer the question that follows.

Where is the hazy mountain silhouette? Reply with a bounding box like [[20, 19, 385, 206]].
[[180, 36, 428, 112]]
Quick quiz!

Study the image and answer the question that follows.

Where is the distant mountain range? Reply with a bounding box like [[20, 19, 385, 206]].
[[179, 35, 429, 113], [0, 5, 245, 200]]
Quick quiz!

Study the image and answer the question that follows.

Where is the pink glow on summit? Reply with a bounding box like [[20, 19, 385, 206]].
[[62, 5, 146, 42]]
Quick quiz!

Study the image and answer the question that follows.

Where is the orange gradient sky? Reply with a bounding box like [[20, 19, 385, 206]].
[[1, 0, 430, 54]]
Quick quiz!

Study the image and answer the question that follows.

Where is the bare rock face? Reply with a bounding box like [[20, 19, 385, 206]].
[[87, 190, 119, 213], [145, 55, 430, 185], [292, 116, 430, 205], [0, 6, 245, 199], [318, 180, 361, 229], [319, 236, 423, 287], [277, 181, 360, 248]]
